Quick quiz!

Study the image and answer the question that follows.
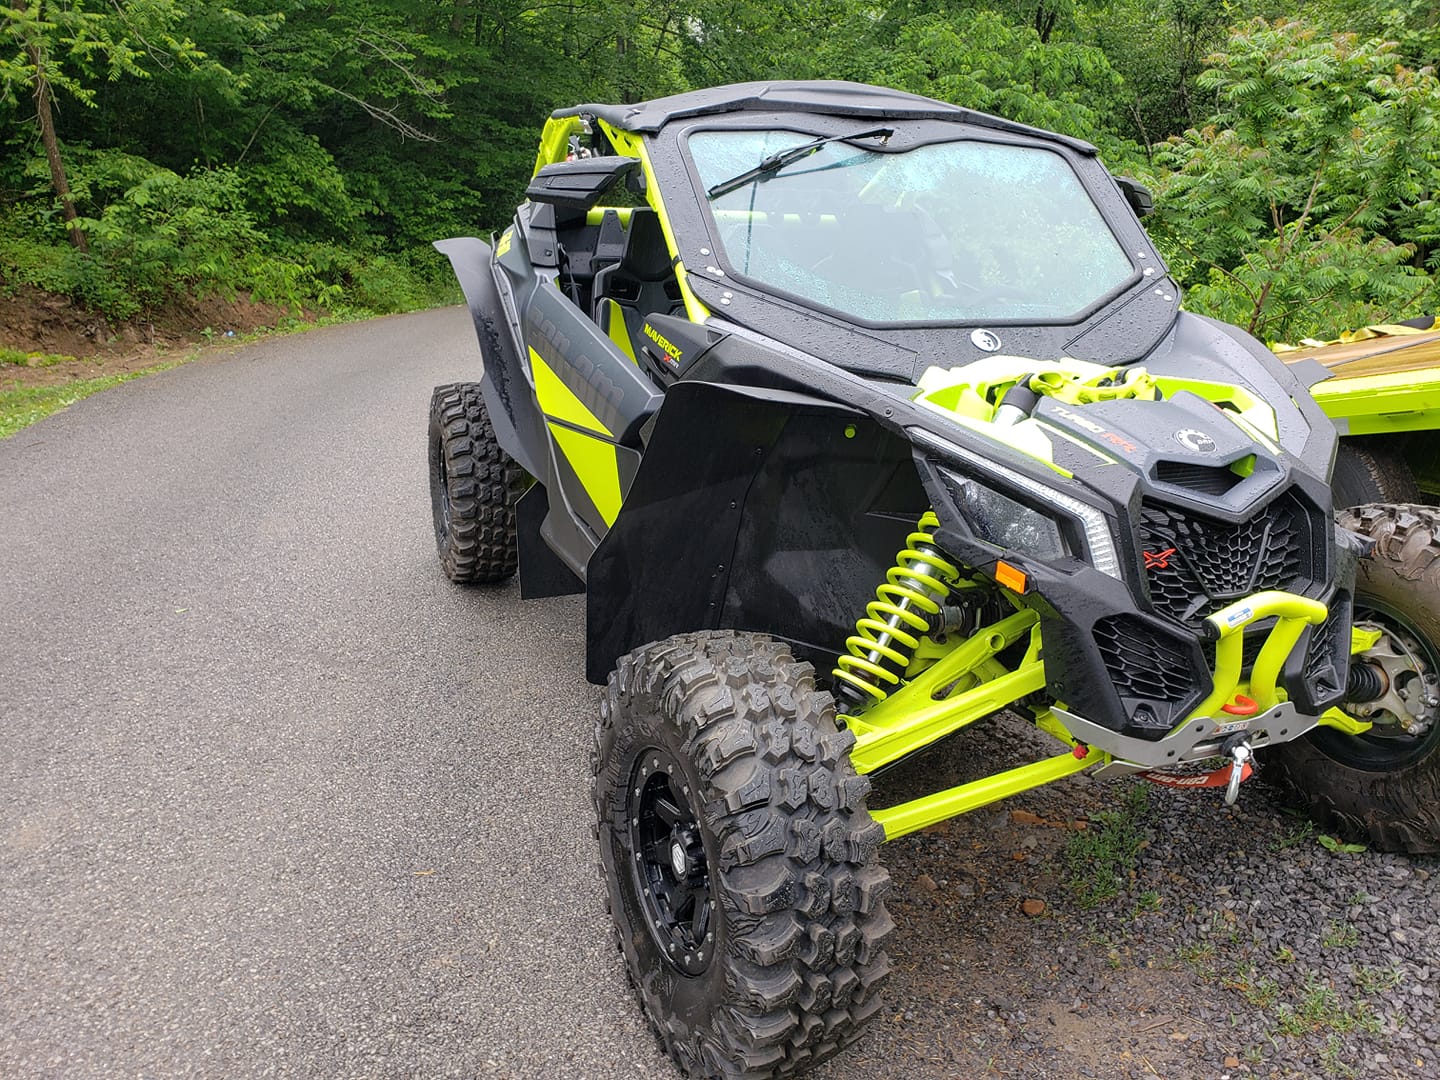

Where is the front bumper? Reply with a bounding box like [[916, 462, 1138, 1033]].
[[1051, 590, 1371, 771], [916, 451, 1354, 741]]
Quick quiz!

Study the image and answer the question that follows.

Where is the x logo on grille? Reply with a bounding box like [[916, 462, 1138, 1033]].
[[1143, 547, 1177, 570]]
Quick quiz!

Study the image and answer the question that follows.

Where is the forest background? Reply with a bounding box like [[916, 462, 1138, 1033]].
[[3, 0, 1439, 346]]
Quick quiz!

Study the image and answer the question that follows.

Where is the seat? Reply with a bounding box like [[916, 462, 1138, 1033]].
[[555, 207, 627, 311], [592, 210, 681, 363], [842, 204, 958, 296]]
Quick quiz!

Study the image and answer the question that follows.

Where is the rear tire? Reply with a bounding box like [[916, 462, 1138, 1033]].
[[427, 382, 525, 583], [593, 631, 893, 1078], [1266, 505, 1440, 854]]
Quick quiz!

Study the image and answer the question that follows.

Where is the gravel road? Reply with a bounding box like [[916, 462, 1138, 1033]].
[[1, 307, 1435, 1079]]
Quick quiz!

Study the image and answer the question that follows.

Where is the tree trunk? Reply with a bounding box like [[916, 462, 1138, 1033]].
[[617, 32, 633, 104], [21, 20, 88, 253], [1035, 5, 1057, 45]]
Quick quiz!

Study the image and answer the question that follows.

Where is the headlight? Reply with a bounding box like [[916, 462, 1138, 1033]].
[[942, 471, 1067, 561], [909, 426, 1122, 579]]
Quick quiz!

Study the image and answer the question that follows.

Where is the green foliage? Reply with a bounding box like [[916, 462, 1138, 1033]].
[[1317, 832, 1368, 854], [286, 242, 453, 316], [0, 227, 127, 316], [0, 146, 442, 318], [0, 366, 162, 438], [6, 153, 266, 317], [1080, 0, 1231, 146], [0, 0, 205, 108], [1150, 19, 1440, 341], [0, 346, 73, 365], [238, 129, 363, 240], [1063, 782, 1150, 908], [1354, 964, 1403, 995], [83, 164, 263, 311], [879, 11, 1134, 155], [1273, 971, 1382, 1037], [2, 1, 1439, 341], [1322, 920, 1360, 948]]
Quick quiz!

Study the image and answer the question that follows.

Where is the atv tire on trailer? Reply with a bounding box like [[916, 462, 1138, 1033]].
[[1330, 439, 1420, 509], [593, 631, 893, 1079], [1267, 505, 1440, 854], [427, 382, 525, 583]]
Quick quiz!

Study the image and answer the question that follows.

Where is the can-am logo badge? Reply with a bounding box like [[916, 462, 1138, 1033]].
[[971, 328, 1002, 352], [1176, 428, 1217, 454], [1143, 547, 1177, 570]]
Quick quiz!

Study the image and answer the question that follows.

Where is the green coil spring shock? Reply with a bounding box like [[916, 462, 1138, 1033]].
[[832, 510, 960, 712]]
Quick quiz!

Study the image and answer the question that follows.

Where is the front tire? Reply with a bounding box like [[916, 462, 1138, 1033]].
[[593, 631, 893, 1078], [1267, 505, 1440, 854], [427, 382, 525, 583]]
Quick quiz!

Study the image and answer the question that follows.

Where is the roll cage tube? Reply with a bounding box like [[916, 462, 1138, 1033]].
[[532, 115, 710, 325]]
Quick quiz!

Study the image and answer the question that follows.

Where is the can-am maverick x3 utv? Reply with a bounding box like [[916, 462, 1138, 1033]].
[[428, 81, 1440, 1079]]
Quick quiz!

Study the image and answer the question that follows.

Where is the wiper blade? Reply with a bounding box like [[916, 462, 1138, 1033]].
[[705, 127, 894, 200]]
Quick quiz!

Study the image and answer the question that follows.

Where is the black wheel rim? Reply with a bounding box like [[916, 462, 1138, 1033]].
[[430, 437, 452, 544], [1316, 597, 1440, 771], [627, 748, 714, 976]]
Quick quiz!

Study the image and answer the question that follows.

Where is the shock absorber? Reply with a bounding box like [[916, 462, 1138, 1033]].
[[833, 510, 959, 713]]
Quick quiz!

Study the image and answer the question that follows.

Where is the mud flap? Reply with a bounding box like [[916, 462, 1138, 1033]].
[[584, 380, 925, 683], [516, 484, 585, 599]]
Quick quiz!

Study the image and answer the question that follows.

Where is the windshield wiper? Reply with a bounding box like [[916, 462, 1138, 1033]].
[[705, 127, 894, 200]]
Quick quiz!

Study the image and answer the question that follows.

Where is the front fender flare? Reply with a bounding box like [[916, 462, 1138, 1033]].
[[585, 380, 924, 682]]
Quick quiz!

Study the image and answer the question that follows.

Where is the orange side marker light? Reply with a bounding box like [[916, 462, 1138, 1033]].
[[995, 561, 1027, 593]]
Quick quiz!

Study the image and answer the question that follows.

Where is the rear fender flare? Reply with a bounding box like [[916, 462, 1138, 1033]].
[[434, 236, 549, 478]]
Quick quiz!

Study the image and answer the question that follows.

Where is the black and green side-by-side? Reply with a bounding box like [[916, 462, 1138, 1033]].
[[425, 81, 1440, 1080]]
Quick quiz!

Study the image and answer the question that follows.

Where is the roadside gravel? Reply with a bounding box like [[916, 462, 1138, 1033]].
[[821, 714, 1439, 1080]]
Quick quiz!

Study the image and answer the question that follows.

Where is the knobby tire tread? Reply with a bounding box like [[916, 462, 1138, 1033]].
[[593, 631, 893, 1079], [428, 382, 525, 583], [1331, 439, 1420, 509]]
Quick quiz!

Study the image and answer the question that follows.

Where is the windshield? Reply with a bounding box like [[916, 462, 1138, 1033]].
[[687, 130, 1135, 323]]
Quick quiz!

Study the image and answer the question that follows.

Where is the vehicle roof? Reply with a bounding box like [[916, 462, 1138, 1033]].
[[550, 79, 1096, 153]]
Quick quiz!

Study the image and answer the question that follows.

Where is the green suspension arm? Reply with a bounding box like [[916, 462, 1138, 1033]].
[[846, 609, 1043, 774]]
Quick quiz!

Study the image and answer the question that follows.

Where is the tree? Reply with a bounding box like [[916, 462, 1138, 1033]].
[[877, 11, 1134, 156], [1082, 0, 1230, 151], [1, 0, 206, 250], [1150, 19, 1439, 341]]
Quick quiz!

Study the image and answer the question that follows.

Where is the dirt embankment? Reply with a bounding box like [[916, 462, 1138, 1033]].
[[0, 284, 310, 388]]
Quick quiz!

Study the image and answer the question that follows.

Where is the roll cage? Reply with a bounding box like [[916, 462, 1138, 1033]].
[[533, 84, 1180, 379]]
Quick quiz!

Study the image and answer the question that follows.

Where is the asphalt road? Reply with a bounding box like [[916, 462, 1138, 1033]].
[[0, 308, 676, 1078]]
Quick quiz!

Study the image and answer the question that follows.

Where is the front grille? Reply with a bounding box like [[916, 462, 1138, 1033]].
[[1093, 615, 1194, 703], [1139, 496, 1308, 628]]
